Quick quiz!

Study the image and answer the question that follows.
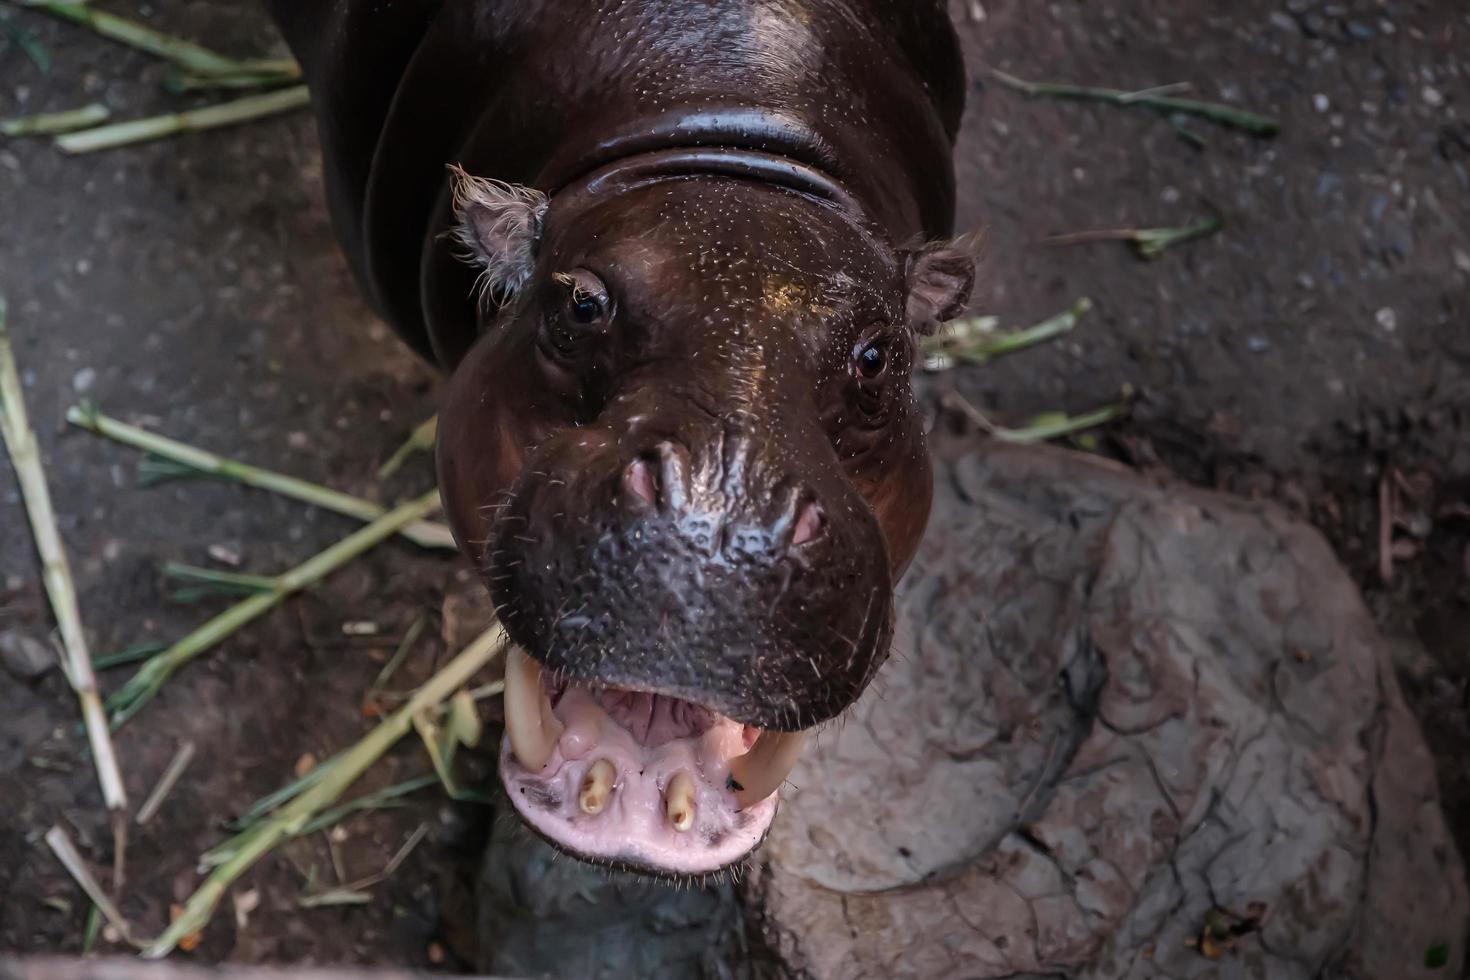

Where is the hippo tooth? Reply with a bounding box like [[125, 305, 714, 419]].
[[665, 770, 696, 832], [727, 730, 807, 809], [504, 646, 564, 770], [579, 759, 616, 815]]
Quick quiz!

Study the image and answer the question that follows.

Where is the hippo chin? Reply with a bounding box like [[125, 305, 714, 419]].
[[270, 0, 973, 877]]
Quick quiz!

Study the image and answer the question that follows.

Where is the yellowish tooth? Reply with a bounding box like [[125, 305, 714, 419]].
[[727, 730, 807, 809], [665, 770, 696, 832], [504, 646, 565, 770], [579, 759, 616, 815]]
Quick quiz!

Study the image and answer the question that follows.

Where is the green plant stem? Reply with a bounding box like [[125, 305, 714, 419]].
[[0, 10, 52, 72], [164, 68, 299, 94], [232, 749, 346, 830], [996, 400, 1132, 445], [17, 2, 300, 77], [1, 300, 130, 873], [367, 615, 427, 700], [54, 86, 309, 154], [66, 404, 455, 550], [377, 416, 438, 480], [990, 69, 1279, 136], [93, 641, 165, 671], [163, 562, 278, 593], [106, 490, 443, 730], [144, 625, 507, 959], [923, 297, 1093, 370], [295, 775, 439, 839], [1, 102, 107, 136], [1043, 217, 1223, 259]]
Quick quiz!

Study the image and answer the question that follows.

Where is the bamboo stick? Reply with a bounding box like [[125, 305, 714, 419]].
[[66, 404, 455, 551], [145, 625, 507, 958], [0, 299, 130, 881], [164, 68, 299, 94], [105, 489, 444, 729], [19, 2, 300, 78], [1, 102, 109, 136], [55, 86, 309, 154]]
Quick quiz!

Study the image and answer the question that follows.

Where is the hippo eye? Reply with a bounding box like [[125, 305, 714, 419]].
[[856, 341, 889, 380], [555, 270, 610, 327], [569, 292, 603, 324]]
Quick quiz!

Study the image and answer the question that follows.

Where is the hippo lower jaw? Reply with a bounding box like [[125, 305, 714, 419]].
[[500, 647, 805, 876]]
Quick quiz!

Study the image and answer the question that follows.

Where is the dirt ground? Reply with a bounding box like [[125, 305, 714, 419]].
[[0, 0, 1465, 973]]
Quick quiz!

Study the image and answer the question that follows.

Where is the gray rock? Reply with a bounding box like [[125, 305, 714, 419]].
[[477, 443, 1467, 979], [749, 443, 1467, 979], [0, 630, 55, 681]]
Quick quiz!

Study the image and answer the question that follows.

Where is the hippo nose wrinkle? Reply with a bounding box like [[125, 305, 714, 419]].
[[621, 440, 698, 514], [622, 456, 659, 508], [791, 500, 824, 548]]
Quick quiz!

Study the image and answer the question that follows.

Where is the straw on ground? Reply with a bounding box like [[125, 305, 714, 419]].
[[1, 299, 130, 883], [377, 416, 437, 480], [135, 741, 197, 826], [14, 1, 300, 78], [989, 69, 1279, 136], [106, 488, 444, 729], [145, 624, 508, 959], [943, 387, 1134, 444], [55, 86, 310, 153], [298, 823, 430, 908], [67, 403, 455, 550], [1, 102, 109, 137], [1042, 216, 1224, 259], [44, 827, 137, 947]]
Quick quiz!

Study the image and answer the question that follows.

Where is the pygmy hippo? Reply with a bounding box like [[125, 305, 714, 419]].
[[268, 0, 973, 877]]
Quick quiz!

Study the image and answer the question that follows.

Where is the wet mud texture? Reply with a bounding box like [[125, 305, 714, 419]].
[[1, 0, 1467, 974]]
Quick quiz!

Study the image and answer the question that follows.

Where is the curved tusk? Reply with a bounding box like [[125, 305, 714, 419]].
[[727, 730, 806, 809], [503, 646, 564, 770]]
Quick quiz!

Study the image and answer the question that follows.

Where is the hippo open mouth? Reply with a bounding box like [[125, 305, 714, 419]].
[[499, 647, 803, 875]]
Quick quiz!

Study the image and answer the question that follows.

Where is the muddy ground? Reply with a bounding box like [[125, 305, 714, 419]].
[[0, 0, 1465, 973]]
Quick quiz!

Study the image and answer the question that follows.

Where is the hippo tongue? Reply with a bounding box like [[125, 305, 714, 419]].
[[499, 647, 803, 876]]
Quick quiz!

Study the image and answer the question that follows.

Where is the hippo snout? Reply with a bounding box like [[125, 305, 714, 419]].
[[620, 440, 825, 550], [485, 416, 894, 734]]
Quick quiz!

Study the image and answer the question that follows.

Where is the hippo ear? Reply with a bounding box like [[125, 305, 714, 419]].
[[448, 163, 549, 304], [903, 237, 977, 333]]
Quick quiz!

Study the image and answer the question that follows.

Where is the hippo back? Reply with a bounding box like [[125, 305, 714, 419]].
[[267, 0, 967, 367]]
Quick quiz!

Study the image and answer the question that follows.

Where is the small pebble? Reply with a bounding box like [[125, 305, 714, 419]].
[[208, 544, 243, 567], [0, 630, 54, 680], [1312, 93, 1330, 112], [72, 368, 96, 393], [1375, 307, 1397, 332], [1422, 86, 1444, 108]]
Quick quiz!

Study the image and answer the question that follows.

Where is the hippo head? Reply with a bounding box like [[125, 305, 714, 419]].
[[436, 156, 973, 877]]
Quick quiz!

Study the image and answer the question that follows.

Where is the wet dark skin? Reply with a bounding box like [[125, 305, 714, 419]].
[[270, 0, 973, 873]]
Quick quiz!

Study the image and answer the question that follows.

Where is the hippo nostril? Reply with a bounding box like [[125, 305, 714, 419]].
[[623, 455, 660, 509], [791, 501, 824, 547]]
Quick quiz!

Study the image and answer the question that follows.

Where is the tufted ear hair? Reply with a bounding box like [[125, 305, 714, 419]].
[[903, 234, 979, 334], [448, 163, 549, 306]]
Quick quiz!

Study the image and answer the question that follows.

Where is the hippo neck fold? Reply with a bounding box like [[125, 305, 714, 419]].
[[548, 146, 868, 228]]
